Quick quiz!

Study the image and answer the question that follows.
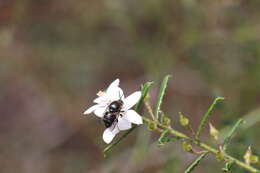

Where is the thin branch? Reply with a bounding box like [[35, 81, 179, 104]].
[[187, 125, 196, 137], [142, 117, 260, 173], [144, 99, 155, 120]]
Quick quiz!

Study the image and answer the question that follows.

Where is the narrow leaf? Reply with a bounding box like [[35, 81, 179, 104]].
[[222, 160, 235, 172], [222, 119, 244, 151], [135, 82, 154, 111], [184, 152, 209, 173], [196, 97, 224, 139], [103, 81, 153, 155], [155, 75, 171, 121], [157, 129, 170, 146]]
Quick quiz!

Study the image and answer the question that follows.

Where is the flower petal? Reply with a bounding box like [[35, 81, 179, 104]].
[[93, 95, 109, 104], [103, 127, 119, 144], [106, 79, 120, 95], [107, 86, 124, 102], [123, 91, 141, 110], [105, 79, 125, 101], [117, 116, 132, 130], [125, 110, 143, 124], [94, 106, 107, 117], [83, 104, 100, 115], [118, 87, 124, 99]]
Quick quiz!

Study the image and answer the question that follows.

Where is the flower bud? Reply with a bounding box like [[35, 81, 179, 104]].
[[162, 116, 171, 126], [182, 141, 192, 152], [179, 112, 189, 127], [244, 146, 259, 165], [209, 123, 219, 141], [148, 121, 157, 131]]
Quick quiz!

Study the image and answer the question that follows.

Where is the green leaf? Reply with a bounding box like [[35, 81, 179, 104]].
[[195, 97, 224, 139], [222, 119, 244, 151], [184, 152, 209, 173], [157, 129, 170, 146], [135, 82, 154, 111], [155, 75, 171, 121], [157, 129, 177, 146], [103, 81, 153, 155], [222, 160, 235, 172]]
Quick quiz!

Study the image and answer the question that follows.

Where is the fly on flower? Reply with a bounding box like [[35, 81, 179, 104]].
[[84, 79, 143, 144]]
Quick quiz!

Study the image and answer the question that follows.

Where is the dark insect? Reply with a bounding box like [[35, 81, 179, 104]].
[[103, 100, 124, 128], [103, 112, 117, 128], [108, 100, 123, 113]]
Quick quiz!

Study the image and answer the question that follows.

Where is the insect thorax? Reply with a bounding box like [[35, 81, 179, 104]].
[[108, 100, 123, 113]]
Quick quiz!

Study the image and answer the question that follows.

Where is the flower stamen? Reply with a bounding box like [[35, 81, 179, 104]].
[[97, 91, 105, 97]]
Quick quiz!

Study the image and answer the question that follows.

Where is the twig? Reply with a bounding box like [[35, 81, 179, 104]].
[[142, 116, 260, 173], [144, 99, 155, 120]]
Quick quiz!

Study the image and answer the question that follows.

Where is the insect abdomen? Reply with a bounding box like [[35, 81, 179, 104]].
[[103, 112, 117, 128]]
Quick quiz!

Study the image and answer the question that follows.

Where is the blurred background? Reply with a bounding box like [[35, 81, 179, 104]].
[[0, 0, 260, 172]]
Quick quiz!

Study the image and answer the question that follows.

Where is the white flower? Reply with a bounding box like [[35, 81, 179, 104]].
[[84, 79, 143, 144], [84, 79, 123, 117]]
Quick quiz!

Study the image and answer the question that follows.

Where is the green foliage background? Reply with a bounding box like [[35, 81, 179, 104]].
[[0, 0, 260, 172]]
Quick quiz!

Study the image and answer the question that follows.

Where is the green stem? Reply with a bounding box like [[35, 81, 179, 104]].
[[142, 117, 260, 173]]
